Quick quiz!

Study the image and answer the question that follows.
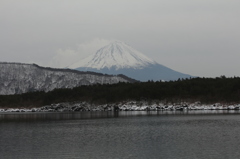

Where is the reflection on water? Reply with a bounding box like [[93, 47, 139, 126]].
[[1, 111, 240, 159], [1, 110, 239, 122]]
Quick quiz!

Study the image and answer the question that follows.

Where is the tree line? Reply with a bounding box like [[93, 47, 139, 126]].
[[1, 76, 240, 108]]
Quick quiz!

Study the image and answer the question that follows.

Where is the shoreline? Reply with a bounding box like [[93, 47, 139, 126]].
[[1, 101, 240, 113]]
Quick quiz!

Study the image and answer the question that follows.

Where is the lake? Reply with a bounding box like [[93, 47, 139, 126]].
[[1, 110, 240, 159]]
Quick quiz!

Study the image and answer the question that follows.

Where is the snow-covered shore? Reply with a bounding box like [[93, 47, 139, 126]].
[[1, 101, 240, 113]]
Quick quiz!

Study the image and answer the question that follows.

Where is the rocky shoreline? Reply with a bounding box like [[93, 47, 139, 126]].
[[1, 101, 240, 113]]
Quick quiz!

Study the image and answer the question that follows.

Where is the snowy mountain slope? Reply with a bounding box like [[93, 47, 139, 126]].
[[68, 41, 157, 70], [68, 41, 193, 81], [0, 62, 135, 95]]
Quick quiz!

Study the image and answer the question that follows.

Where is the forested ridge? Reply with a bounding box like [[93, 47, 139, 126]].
[[1, 76, 240, 108]]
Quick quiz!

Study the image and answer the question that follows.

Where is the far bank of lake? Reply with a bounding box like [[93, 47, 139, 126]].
[[1, 101, 240, 113]]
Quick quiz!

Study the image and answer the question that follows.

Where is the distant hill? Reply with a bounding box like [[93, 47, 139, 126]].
[[0, 62, 136, 95], [68, 41, 193, 81]]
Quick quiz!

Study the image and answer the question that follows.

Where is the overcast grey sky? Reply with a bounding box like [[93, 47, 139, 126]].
[[1, 0, 240, 77]]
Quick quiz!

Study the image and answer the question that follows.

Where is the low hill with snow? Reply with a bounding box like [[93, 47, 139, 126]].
[[0, 62, 135, 95]]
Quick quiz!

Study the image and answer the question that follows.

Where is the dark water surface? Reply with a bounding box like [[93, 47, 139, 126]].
[[1, 111, 240, 159]]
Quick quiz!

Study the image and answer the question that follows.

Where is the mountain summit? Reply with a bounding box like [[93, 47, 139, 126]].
[[69, 41, 156, 70], [68, 41, 193, 81]]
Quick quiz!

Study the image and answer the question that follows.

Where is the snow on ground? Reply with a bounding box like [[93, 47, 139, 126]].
[[1, 101, 240, 113]]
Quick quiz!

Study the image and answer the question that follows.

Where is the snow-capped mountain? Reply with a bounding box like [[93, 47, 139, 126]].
[[69, 41, 157, 70], [68, 41, 193, 81], [0, 62, 135, 95]]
